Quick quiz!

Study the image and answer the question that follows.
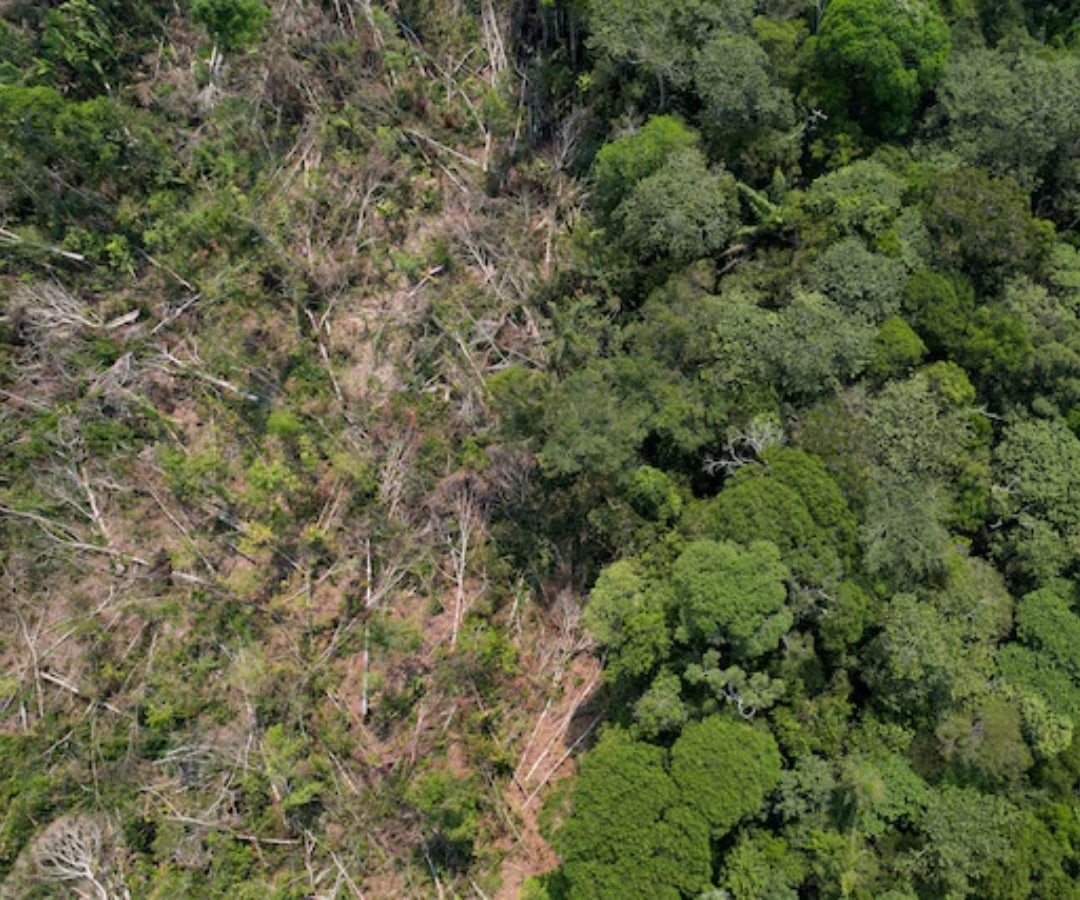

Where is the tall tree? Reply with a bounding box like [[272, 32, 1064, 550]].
[[671, 539, 792, 660], [991, 417, 1080, 586], [670, 715, 783, 834], [555, 730, 713, 899], [807, 0, 950, 137]]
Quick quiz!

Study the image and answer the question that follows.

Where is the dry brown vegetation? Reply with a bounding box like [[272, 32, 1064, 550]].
[[0, 0, 591, 895]]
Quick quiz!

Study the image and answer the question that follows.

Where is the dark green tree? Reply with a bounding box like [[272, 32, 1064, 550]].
[[696, 475, 842, 586], [669, 714, 783, 834], [930, 43, 1080, 223], [922, 167, 1053, 293], [555, 731, 712, 899], [1015, 587, 1080, 681], [693, 31, 795, 170], [807, 0, 950, 137], [837, 750, 928, 842], [762, 448, 860, 563], [619, 274, 780, 463], [718, 830, 806, 899], [537, 363, 650, 479], [0, 85, 166, 246]]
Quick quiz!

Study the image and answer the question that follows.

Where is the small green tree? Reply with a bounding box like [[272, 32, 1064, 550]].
[[407, 770, 482, 872], [583, 560, 671, 683], [915, 786, 1025, 897], [633, 669, 689, 738], [191, 0, 271, 52], [694, 31, 794, 151], [992, 417, 1080, 586], [807, 238, 907, 322], [866, 593, 990, 723], [792, 159, 907, 246], [591, 115, 701, 217], [935, 695, 1033, 787], [869, 316, 927, 381], [768, 290, 876, 401], [719, 830, 806, 899], [0, 85, 166, 243], [40, 0, 115, 95]]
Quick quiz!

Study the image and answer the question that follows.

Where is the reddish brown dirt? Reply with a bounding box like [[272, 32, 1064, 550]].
[[495, 652, 601, 899]]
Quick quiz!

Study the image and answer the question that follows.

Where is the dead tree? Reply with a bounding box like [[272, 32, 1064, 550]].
[[428, 472, 491, 648], [702, 416, 785, 477], [30, 815, 122, 900]]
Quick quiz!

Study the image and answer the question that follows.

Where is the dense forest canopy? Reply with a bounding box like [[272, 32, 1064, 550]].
[[4, 0, 1080, 897]]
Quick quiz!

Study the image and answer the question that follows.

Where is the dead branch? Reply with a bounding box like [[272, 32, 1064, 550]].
[[16, 610, 45, 721], [404, 129, 482, 170], [520, 673, 598, 786], [513, 697, 552, 784], [13, 281, 100, 338], [480, 0, 508, 86], [304, 307, 348, 408], [0, 499, 150, 569], [703, 416, 785, 477], [429, 473, 491, 648], [39, 669, 125, 716], [379, 441, 412, 520], [0, 387, 51, 412], [142, 481, 218, 576], [150, 293, 202, 336], [522, 712, 602, 808], [0, 227, 86, 262], [78, 465, 113, 548], [151, 343, 261, 402]]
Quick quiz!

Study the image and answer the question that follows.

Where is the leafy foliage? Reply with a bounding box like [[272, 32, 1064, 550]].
[[808, 0, 950, 137], [191, 0, 270, 52], [669, 715, 782, 834], [555, 731, 711, 899], [8, 0, 1080, 895], [612, 147, 739, 264], [591, 115, 701, 216], [671, 539, 791, 660]]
